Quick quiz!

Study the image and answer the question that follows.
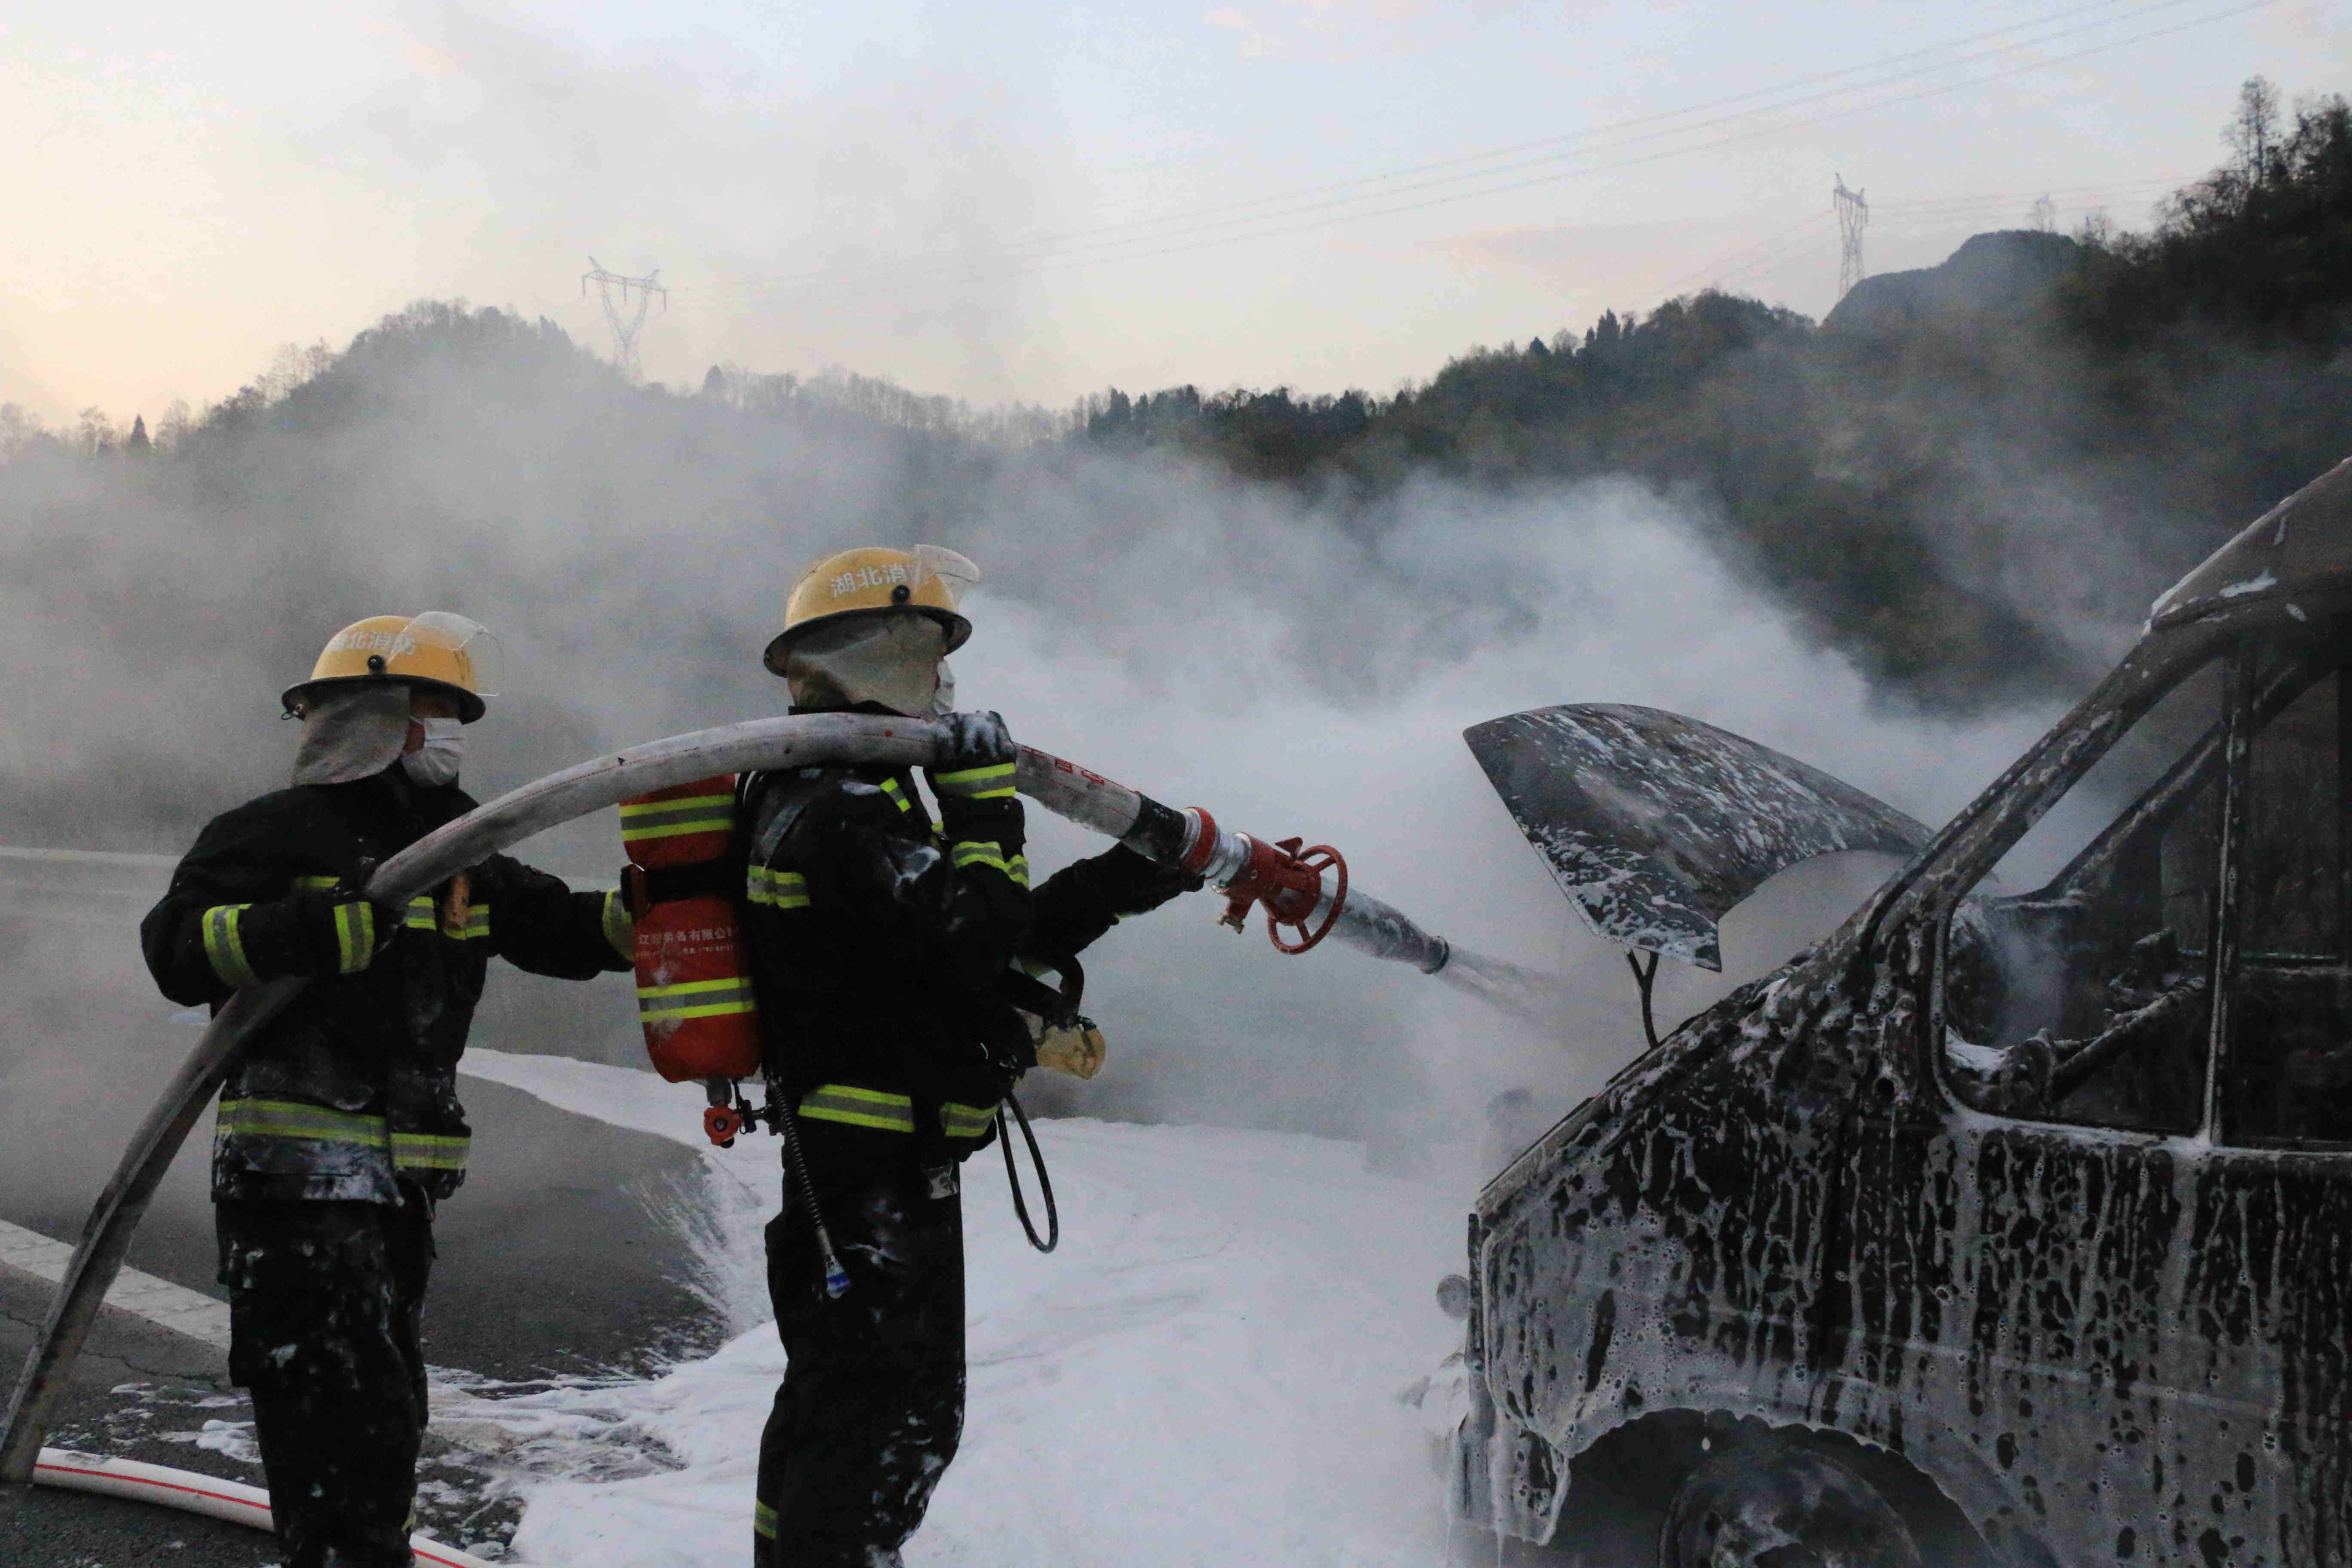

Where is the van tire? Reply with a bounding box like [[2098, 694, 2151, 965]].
[[1658, 1434, 1923, 1568]]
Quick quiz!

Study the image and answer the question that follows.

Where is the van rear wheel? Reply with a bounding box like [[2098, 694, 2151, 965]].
[[1658, 1436, 1923, 1568]]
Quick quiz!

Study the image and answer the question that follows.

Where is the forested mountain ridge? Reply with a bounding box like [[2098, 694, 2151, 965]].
[[1080, 83, 2352, 705], [6, 83, 2347, 727]]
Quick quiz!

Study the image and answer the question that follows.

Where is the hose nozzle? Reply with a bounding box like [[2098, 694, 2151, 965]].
[[1182, 810, 1349, 954]]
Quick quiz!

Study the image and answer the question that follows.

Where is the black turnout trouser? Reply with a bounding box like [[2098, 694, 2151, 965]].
[[756, 1130, 967, 1568], [216, 1190, 434, 1568]]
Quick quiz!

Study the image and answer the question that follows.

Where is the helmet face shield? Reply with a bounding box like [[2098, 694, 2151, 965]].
[[402, 612, 503, 703], [909, 545, 981, 607]]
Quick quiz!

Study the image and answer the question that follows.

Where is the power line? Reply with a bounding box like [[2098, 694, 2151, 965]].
[[677, 0, 2175, 299], [670, 0, 2268, 309]]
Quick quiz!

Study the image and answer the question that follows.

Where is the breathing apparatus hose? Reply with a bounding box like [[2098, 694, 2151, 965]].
[[3, 710, 1548, 1484], [777, 1100, 854, 1297], [998, 1093, 1059, 1253]]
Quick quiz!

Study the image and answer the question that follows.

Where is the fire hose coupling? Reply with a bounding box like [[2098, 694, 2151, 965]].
[[1178, 807, 1350, 954]]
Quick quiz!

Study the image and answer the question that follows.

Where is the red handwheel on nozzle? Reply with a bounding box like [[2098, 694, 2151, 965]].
[[1268, 842, 1347, 954]]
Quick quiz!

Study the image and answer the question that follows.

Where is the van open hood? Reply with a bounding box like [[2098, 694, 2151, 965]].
[[1464, 704, 1933, 971]]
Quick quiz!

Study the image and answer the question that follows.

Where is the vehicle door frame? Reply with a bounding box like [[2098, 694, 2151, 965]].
[[1868, 596, 2352, 1562]]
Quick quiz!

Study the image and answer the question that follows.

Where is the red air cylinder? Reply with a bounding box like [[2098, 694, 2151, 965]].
[[618, 776, 763, 1083]]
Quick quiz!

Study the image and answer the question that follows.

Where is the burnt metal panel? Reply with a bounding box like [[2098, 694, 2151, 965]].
[[2152, 453, 2352, 630], [1465, 703, 1931, 971]]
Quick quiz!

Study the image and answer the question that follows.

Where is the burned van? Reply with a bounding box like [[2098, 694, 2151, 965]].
[[1449, 455, 2352, 1566]]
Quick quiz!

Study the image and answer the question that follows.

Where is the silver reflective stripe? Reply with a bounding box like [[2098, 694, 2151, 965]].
[[636, 978, 757, 1019]]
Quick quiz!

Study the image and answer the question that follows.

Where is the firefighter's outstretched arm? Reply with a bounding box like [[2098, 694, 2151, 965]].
[[1029, 843, 1203, 960], [479, 853, 634, 978]]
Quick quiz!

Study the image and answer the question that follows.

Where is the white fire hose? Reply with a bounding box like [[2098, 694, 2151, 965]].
[[28, 1447, 496, 1566], [1, 711, 1566, 1547]]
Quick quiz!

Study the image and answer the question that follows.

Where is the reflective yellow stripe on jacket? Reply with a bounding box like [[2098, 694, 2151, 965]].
[[796, 1084, 998, 1139], [215, 1098, 471, 1176], [745, 866, 810, 910], [950, 841, 1029, 888], [398, 895, 491, 939], [601, 889, 634, 959], [201, 904, 257, 987], [331, 900, 374, 973], [932, 761, 1016, 801]]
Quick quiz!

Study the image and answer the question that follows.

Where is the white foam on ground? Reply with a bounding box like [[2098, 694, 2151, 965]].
[[458, 1049, 1476, 1567]]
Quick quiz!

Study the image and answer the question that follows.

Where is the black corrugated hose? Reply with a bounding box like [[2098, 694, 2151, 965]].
[[999, 1092, 1058, 1253]]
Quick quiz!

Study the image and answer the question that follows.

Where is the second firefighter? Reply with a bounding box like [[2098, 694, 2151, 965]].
[[742, 545, 1199, 1568]]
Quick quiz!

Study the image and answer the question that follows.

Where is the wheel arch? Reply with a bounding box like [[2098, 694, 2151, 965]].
[[1534, 1408, 2023, 1567]]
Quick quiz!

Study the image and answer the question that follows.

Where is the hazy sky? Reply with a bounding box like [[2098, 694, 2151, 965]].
[[2, 0, 2340, 424]]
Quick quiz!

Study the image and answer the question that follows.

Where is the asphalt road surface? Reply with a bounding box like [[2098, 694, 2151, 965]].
[[0, 851, 717, 1565]]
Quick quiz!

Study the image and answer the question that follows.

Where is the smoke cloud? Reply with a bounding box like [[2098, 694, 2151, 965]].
[[0, 307, 2078, 1194]]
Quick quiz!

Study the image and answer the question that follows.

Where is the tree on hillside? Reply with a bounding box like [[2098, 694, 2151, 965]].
[[2063, 79, 2352, 340]]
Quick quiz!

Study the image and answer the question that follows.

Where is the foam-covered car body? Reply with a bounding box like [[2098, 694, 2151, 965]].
[[1450, 455, 2352, 1565]]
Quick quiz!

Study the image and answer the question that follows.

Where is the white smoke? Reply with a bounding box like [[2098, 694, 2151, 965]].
[[0, 328, 2071, 1168]]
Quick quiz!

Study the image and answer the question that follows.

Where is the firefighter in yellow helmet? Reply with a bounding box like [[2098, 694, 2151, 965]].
[[139, 613, 634, 1568], [738, 548, 1200, 1567]]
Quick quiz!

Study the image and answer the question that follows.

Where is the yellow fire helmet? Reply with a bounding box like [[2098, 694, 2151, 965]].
[[764, 545, 981, 674], [282, 612, 502, 723]]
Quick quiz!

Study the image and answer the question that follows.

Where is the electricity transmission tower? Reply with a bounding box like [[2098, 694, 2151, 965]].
[[581, 258, 667, 379], [1834, 176, 1868, 299]]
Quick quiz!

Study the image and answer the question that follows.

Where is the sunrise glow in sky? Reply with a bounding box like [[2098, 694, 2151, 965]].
[[3, 0, 2341, 426]]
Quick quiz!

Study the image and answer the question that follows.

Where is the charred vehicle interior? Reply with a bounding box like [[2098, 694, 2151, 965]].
[[1449, 454, 2352, 1567], [1945, 643, 2352, 1148]]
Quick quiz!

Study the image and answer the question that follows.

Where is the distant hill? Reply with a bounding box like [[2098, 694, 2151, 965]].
[[1823, 230, 2083, 336], [1076, 83, 2352, 708]]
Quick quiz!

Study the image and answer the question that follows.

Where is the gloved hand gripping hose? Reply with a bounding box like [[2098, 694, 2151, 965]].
[[4, 712, 1562, 1482]]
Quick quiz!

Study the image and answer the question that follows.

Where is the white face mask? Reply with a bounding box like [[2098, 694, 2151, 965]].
[[400, 716, 465, 787]]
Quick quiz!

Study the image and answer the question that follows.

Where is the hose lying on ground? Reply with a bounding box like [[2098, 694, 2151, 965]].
[[3, 712, 1568, 1486], [30, 1448, 496, 1568]]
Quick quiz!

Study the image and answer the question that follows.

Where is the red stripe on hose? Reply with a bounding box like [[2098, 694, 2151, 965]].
[[34, 1461, 270, 1514]]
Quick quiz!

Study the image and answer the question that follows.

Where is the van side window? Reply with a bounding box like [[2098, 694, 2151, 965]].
[[1941, 663, 2222, 1133], [2225, 662, 2352, 1147]]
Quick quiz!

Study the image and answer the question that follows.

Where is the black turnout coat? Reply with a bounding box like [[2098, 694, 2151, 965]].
[[142, 764, 631, 1206], [739, 756, 1194, 1163]]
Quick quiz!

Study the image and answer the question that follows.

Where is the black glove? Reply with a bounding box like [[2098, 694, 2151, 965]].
[[1088, 843, 1204, 917], [235, 884, 395, 981], [927, 710, 1023, 834]]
